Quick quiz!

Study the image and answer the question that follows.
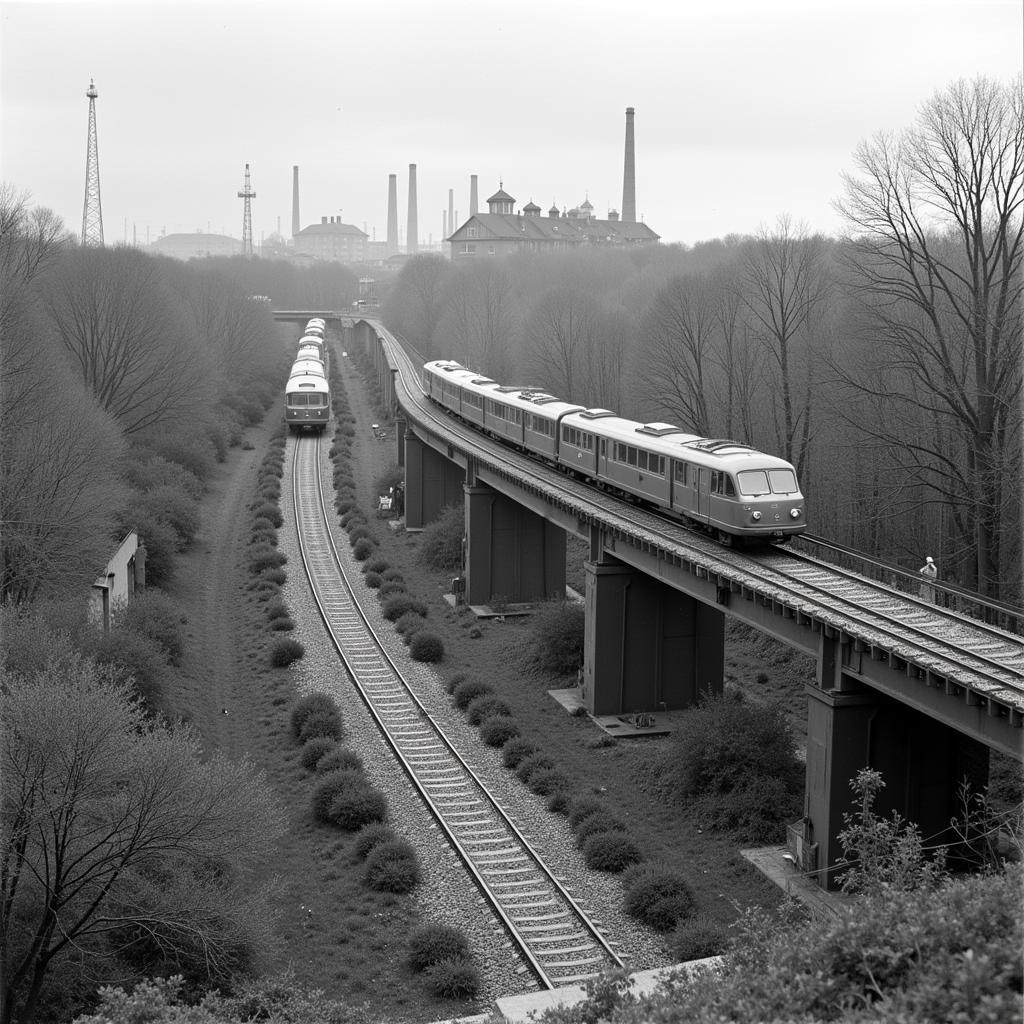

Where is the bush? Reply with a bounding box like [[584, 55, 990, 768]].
[[407, 924, 472, 973], [382, 594, 428, 622], [418, 505, 463, 571], [528, 767, 569, 797], [546, 790, 572, 814], [381, 569, 405, 583], [316, 745, 364, 775], [325, 785, 388, 831], [479, 716, 520, 747], [261, 568, 287, 586], [465, 694, 511, 726], [340, 511, 364, 528], [353, 822, 398, 861], [444, 671, 472, 695], [452, 678, 492, 710], [575, 810, 627, 846], [290, 692, 338, 741], [662, 693, 803, 842], [249, 545, 287, 573], [581, 832, 644, 872], [364, 572, 383, 589], [363, 555, 390, 575], [568, 798, 611, 830], [132, 486, 201, 551], [502, 738, 538, 769], [252, 503, 283, 529], [394, 610, 426, 636], [311, 770, 370, 823], [116, 591, 186, 666], [348, 525, 374, 544], [297, 707, 342, 743], [377, 581, 407, 600], [422, 959, 480, 1000], [265, 599, 289, 622], [269, 616, 295, 632], [623, 866, 694, 931], [364, 839, 421, 893], [528, 600, 585, 676], [352, 538, 377, 561], [86, 628, 168, 710], [299, 737, 336, 772], [410, 631, 444, 663], [670, 914, 731, 961], [250, 516, 278, 535], [515, 752, 555, 783], [122, 452, 204, 501]]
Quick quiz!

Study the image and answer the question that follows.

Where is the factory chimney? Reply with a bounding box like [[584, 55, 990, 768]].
[[386, 173, 398, 255], [448, 188, 454, 237], [622, 107, 636, 223], [470, 174, 478, 216], [407, 163, 419, 253], [291, 166, 300, 238]]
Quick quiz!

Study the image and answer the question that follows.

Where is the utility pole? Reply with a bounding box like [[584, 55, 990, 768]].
[[238, 163, 256, 256], [81, 79, 104, 245]]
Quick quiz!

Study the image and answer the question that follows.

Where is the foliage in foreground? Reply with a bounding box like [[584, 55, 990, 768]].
[[528, 599, 586, 676]]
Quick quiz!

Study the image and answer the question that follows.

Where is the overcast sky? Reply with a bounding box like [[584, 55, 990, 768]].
[[1, 0, 1020, 248]]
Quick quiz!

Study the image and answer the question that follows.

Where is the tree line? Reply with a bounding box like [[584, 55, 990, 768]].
[[382, 77, 1022, 601]]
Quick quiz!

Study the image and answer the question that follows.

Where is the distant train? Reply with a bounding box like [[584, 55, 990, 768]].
[[285, 320, 331, 433], [422, 359, 805, 545]]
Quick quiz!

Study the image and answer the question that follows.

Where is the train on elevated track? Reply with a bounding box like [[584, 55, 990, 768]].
[[285, 319, 330, 433], [423, 359, 806, 545]]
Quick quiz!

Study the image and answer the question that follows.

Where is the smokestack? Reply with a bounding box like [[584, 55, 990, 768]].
[[291, 166, 300, 238], [448, 188, 454, 236], [386, 174, 398, 254], [470, 174, 478, 216], [407, 163, 419, 253], [622, 107, 636, 223]]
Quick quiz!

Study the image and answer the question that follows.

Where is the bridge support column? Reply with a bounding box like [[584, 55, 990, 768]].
[[803, 632, 989, 889], [464, 481, 566, 607], [403, 432, 465, 530], [582, 554, 724, 716]]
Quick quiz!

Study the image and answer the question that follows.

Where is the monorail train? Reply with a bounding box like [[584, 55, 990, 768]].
[[422, 359, 805, 544]]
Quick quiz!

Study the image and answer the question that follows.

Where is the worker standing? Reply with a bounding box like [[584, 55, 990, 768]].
[[919, 556, 938, 602]]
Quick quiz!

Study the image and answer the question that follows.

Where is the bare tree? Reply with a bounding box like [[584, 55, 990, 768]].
[[836, 76, 1023, 596], [523, 289, 600, 401], [382, 253, 451, 359], [41, 248, 210, 435], [1, 655, 284, 1024]]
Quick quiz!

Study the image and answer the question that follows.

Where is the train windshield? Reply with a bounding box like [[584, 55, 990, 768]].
[[287, 393, 327, 407], [737, 469, 798, 496]]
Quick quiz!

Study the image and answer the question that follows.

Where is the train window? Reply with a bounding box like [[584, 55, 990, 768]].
[[769, 469, 798, 493], [737, 470, 771, 496], [724, 475, 736, 497], [288, 394, 307, 406], [627, 446, 637, 466], [600, 439, 606, 457], [674, 461, 687, 484], [637, 450, 648, 471]]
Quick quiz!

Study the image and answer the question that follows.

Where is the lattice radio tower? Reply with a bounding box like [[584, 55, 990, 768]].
[[81, 78, 104, 246], [238, 163, 256, 256]]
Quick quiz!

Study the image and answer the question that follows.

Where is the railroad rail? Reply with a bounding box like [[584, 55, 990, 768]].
[[290, 431, 626, 990]]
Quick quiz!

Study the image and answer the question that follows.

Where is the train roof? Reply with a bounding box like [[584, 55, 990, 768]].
[[296, 344, 324, 359], [298, 334, 324, 346], [289, 359, 326, 379], [286, 372, 329, 391]]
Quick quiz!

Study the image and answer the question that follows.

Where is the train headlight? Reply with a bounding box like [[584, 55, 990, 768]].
[[790, 508, 802, 519], [751, 510, 762, 521]]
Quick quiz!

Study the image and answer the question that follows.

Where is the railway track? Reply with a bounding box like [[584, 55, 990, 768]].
[[380, 339, 1023, 713], [290, 431, 626, 990]]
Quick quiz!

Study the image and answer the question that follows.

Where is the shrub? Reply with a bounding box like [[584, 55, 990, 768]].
[[299, 737, 336, 772], [265, 598, 289, 621], [340, 511, 364, 528], [316, 745, 364, 775], [261, 568, 287, 586], [418, 505, 463, 571], [623, 866, 694, 931], [568, 798, 609, 830], [252, 503, 283, 528], [407, 924, 471, 973], [122, 452, 204, 500], [410, 631, 444, 662], [131, 486, 202, 551], [289, 692, 338, 740], [452, 678, 492, 710], [364, 572, 383, 589], [298, 710, 343, 743], [269, 617, 295, 632], [528, 767, 569, 797], [670, 914, 731, 961], [382, 595, 428, 622], [325, 785, 388, 831], [445, 671, 473, 695], [381, 569, 405, 583], [377, 581, 408, 600], [502, 738, 538, 769], [250, 529, 278, 548], [116, 591, 186, 666], [249, 545, 287, 574], [363, 555, 390, 575], [86, 628, 168, 710], [479, 716, 520, 747], [528, 600, 585, 676], [515, 752, 555, 784], [352, 538, 377, 561], [581, 832, 644, 872], [575, 810, 627, 846], [465, 694, 511, 726], [662, 693, 803, 842], [348, 525, 374, 544], [353, 822, 398, 861], [546, 790, 572, 814], [311, 770, 369, 823], [422, 959, 481, 1000], [250, 516, 277, 534], [364, 839, 420, 893]]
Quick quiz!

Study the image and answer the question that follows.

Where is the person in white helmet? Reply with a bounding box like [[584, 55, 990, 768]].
[[919, 555, 937, 602]]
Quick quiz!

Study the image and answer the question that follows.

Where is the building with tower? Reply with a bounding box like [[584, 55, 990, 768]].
[[293, 216, 370, 263]]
